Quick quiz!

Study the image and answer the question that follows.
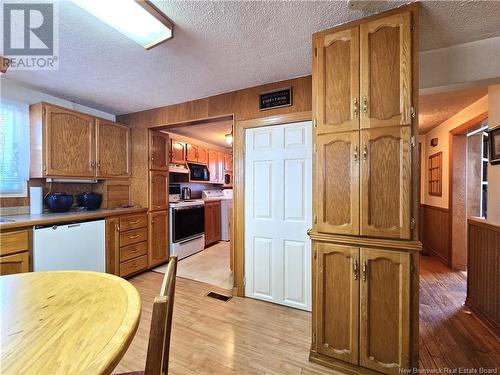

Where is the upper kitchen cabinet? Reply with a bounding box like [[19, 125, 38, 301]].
[[30, 103, 95, 178], [149, 131, 169, 171], [30, 103, 131, 180], [208, 150, 224, 183], [96, 119, 131, 179], [186, 143, 208, 164], [170, 139, 186, 164], [360, 12, 412, 129], [223, 152, 233, 171], [314, 27, 359, 134], [360, 127, 411, 239]]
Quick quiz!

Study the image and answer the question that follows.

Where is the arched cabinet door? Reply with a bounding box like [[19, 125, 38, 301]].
[[360, 12, 412, 129], [314, 26, 360, 134], [360, 127, 411, 239], [314, 131, 359, 235]]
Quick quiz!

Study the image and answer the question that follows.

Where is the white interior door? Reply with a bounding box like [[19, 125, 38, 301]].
[[245, 121, 312, 311]]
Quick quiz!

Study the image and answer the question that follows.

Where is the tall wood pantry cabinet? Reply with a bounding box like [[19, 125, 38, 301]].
[[309, 5, 421, 374]]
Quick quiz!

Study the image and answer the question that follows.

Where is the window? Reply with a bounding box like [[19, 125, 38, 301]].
[[428, 152, 442, 197], [0, 100, 29, 197]]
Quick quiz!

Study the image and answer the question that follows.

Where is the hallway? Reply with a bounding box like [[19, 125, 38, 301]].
[[419, 255, 500, 369]]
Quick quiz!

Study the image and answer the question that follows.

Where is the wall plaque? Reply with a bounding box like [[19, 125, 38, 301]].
[[259, 87, 292, 111]]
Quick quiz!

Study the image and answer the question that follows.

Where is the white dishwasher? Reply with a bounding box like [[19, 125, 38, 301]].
[[33, 219, 106, 272]]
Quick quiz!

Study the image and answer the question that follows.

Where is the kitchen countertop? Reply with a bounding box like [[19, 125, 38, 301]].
[[0, 206, 148, 231]]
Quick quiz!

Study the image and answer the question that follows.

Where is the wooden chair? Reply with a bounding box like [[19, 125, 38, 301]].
[[117, 255, 178, 375]]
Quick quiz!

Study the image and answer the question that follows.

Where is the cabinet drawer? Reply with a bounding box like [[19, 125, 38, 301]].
[[120, 228, 148, 247], [0, 230, 30, 256], [119, 214, 147, 231], [0, 251, 29, 275], [120, 254, 148, 277], [120, 241, 148, 262]]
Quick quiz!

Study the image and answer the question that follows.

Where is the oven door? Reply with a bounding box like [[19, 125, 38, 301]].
[[172, 205, 205, 243]]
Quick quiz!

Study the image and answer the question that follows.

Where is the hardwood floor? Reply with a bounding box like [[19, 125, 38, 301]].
[[419, 254, 500, 370], [115, 254, 499, 374], [154, 242, 232, 290]]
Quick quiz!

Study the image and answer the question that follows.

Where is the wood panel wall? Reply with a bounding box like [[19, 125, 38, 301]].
[[421, 204, 450, 265], [466, 218, 500, 336], [118, 76, 312, 128]]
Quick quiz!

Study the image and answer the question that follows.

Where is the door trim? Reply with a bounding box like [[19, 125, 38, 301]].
[[234, 111, 312, 297]]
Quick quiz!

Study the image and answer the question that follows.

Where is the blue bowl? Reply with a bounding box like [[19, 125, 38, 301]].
[[45, 193, 73, 213]]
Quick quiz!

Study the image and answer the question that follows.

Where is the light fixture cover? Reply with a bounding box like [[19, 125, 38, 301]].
[[72, 0, 173, 49], [225, 132, 233, 145]]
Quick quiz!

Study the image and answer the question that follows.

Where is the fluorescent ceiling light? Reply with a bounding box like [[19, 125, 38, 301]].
[[72, 0, 173, 49]]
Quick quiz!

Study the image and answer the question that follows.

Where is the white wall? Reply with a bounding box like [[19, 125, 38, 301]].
[[487, 85, 500, 223], [0, 77, 115, 120], [421, 95, 488, 209]]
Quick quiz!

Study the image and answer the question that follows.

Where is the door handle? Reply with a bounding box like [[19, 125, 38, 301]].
[[362, 96, 368, 114], [353, 98, 358, 118], [354, 145, 359, 162], [362, 261, 367, 282], [362, 144, 368, 161], [353, 260, 359, 280]]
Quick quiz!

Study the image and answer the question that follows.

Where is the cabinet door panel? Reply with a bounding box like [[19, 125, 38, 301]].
[[197, 146, 209, 164], [315, 27, 359, 134], [96, 120, 130, 178], [360, 12, 411, 128], [149, 131, 169, 171], [360, 249, 410, 373], [316, 242, 359, 364], [170, 139, 186, 164], [0, 252, 29, 275], [186, 144, 198, 162], [105, 217, 120, 275], [224, 153, 233, 171], [315, 132, 359, 235], [208, 150, 219, 182], [45, 105, 95, 177], [149, 171, 168, 211], [360, 127, 410, 239], [149, 211, 168, 267]]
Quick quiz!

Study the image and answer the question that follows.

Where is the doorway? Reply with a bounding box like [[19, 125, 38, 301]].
[[244, 120, 312, 311]]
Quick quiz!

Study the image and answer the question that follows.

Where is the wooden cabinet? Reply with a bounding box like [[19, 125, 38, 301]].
[[96, 119, 130, 178], [360, 127, 411, 239], [148, 211, 168, 267], [359, 249, 410, 374], [310, 7, 419, 374], [170, 139, 186, 164], [314, 27, 359, 134], [0, 229, 31, 275], [223, 153, 233, 171], [208, 150, 225, 183], [312, 242, 413, 373], [360, 12, 412, 129], [313, 12, 411, 133], [30, 103, 131, 179], [315, 132, 359, 235], [204, 200, 221, 246], [316, 243, 359, 364], [149, 171, 168, 211], [149, 131, 169, 171], [106, 212, 149, 278], [186, 143, 208, 164]]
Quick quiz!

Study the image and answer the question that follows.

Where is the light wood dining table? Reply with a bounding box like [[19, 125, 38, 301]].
[[0, 271, 141, 375]]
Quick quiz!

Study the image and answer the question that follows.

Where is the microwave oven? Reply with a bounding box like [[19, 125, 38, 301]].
[[187, 163, 210, 182]]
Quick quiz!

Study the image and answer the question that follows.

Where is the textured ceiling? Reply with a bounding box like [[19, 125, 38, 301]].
[[167, 120, 233, 149], [4, 1, 500, 115], [419, 86, 488, 134]]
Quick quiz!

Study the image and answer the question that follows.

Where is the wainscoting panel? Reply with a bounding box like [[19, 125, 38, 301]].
[[467, 218, 500, 336], [421, 204, 450, 265]]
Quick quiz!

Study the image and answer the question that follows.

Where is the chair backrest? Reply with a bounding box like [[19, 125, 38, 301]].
[[144, 255, 178, 375]]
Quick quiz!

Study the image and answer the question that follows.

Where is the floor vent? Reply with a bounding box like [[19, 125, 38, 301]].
[[207, 292, 232, 302]]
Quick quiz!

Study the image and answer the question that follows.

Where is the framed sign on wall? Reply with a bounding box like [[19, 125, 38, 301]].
[[259, 87, 292, 111], [489, 124, 500, 165]]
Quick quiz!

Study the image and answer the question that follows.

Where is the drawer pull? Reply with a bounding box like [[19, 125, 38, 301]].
[[129, 234, 140, 239], [129, 220, 140, 225]]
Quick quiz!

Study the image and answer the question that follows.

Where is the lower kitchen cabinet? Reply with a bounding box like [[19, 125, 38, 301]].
[[204, 200, 221, 247], [148, 210, 169, 267], [105, 212, 149, 277], [0, 229, 31, 275], [311, 241, 415, 374]]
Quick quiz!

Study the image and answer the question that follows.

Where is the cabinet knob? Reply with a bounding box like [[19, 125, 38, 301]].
[[353, 98, 358, 118], [362, 144, 368, 161], [362, 96, 368, 114]]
